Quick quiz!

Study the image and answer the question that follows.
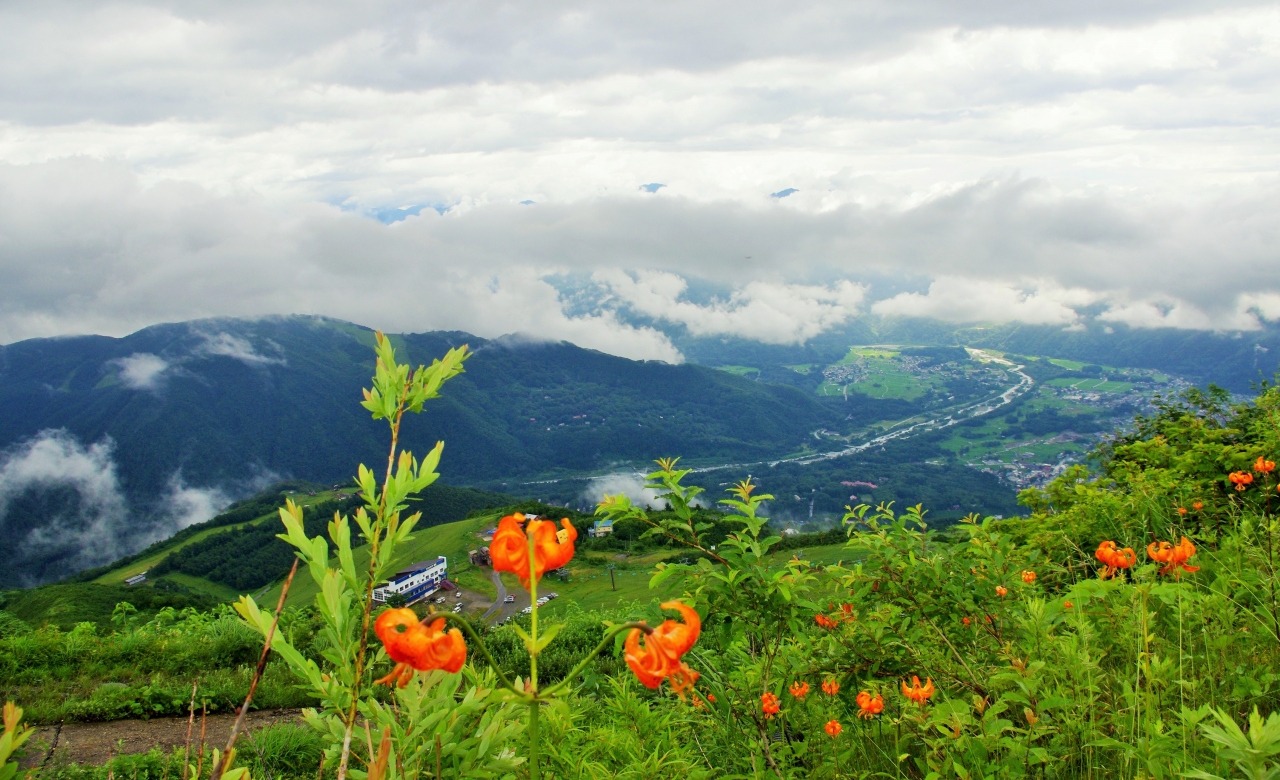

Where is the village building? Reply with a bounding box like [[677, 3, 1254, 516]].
[[372, 557, 448, 605]]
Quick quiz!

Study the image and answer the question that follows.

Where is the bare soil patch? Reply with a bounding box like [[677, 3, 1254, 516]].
[[20, 709, 305, 771]]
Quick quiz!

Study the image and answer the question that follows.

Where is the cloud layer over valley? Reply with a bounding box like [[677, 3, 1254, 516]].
[[0, 430, 232, 585], [1, 1, 1278, 359]]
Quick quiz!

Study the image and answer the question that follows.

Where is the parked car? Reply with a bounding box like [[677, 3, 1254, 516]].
[[452, 604, 463, 613], [504, 595, 515, 603], [521, 606, 533, 614], [435, 596, 447, 604], [546, 592, 559, 599]]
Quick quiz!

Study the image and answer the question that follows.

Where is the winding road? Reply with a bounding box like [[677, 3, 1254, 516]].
[[519, 349, 1035, 488]]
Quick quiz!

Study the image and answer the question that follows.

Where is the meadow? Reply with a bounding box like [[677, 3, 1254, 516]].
[[5, 336, 1280, 780]]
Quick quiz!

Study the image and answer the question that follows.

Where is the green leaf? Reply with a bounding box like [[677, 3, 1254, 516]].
[[533, 623, 563, 653]]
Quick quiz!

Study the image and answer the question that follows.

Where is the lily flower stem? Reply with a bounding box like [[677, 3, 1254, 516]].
[[539, 622, 653, 699], [527, 526, 541, 780], [433, 613, 520, 694]]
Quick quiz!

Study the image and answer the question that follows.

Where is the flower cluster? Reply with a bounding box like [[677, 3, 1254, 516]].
[[1148, 537, 1199, 577], [625, 601, 701, 696], [1095, 541, 1136, 579], [856, 691, 884, 719], [761, 692, 781, 719], [814, 603, 855, 630], [901, 676, 935, 706], [490, 513, 578, 587], [373, 609, 467, 687]]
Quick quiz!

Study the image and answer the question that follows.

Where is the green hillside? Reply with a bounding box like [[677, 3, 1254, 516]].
[[0, 316, 858, 586]]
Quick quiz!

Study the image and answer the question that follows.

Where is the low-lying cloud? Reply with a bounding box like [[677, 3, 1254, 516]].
[[113, 353, 171, 390], [193, 332, 287, 366], [581, 472, 671, 511], [598, 271, 868, 344], [0, 429, 236, 585]]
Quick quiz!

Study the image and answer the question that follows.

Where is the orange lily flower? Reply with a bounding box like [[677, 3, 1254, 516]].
[[490, 513, 578, 588], [840, 603, 854, 616], [824, 720, 843, 738], [995, 585, 1008, 597], [856, 691, 884, 719], [1229, 471, 1254, 491], [761, 692, 781, 719], [1095, 541, 1137, 579], [1021, 570, 1036, 584], [815, 614, 837, 629], [374, 609, 467, 686], [789, 681, 810, 699], [1254, 457, 1276, 474], [1177, 507, 1187, 516], [901, 676, 935, 705], [624, 601, 701, 694], [962, 616, 971, 627], [1192, 501, 1203, 510], [821, 678, 840, 696], [1063, 600, 1073, 609], [1147, 537, 1200, 577]]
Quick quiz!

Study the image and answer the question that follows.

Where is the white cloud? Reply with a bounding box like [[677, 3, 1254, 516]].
[[113, 353, 171, 390], [598, 271, 867, 344], [871, 278, 1095, 326], [157, 473, 231, 535], [0, 430, 129, 582], [579, 471, 715, 510], [0, 429, 254, 584], [193, 332, 286, 366], [0, 4, 1278, 347], [1240, 293, 1280, 323]]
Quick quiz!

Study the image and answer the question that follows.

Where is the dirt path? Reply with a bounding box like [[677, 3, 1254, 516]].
[[20, 709, 305, 771]]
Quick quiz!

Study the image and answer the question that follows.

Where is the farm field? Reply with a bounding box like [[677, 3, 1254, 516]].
[[1047, 377, 1133, 392], [817, 346, 950, 401]]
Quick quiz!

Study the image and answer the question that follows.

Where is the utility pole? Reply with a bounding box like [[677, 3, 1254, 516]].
[[607, 564, 617, 591]]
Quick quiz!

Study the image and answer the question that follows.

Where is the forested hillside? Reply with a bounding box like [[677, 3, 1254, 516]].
[[0, 316, 875, 584]]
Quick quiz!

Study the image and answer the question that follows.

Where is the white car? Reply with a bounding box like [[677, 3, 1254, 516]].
[[452, 604, 463, 613], [435, 597, 447, 604], [504, 595, 515, 603], [521, 606, 533, 614]]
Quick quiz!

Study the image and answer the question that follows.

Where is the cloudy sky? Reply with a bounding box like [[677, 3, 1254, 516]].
[[2, 0, 1278, 361]]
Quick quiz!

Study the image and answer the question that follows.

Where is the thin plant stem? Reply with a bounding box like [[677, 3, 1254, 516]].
[[538, 622, 653, 698], [211, 558, 299, 780], [527, 524, 540, 780], [434, 734, 442, 780], [196, 704, 207, 780], [339, 381, 408, 780], [182, 680, 198, 780]]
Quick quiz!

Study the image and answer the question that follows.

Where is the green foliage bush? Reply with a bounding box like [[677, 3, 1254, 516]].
[[0, 607, 316, 723]]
